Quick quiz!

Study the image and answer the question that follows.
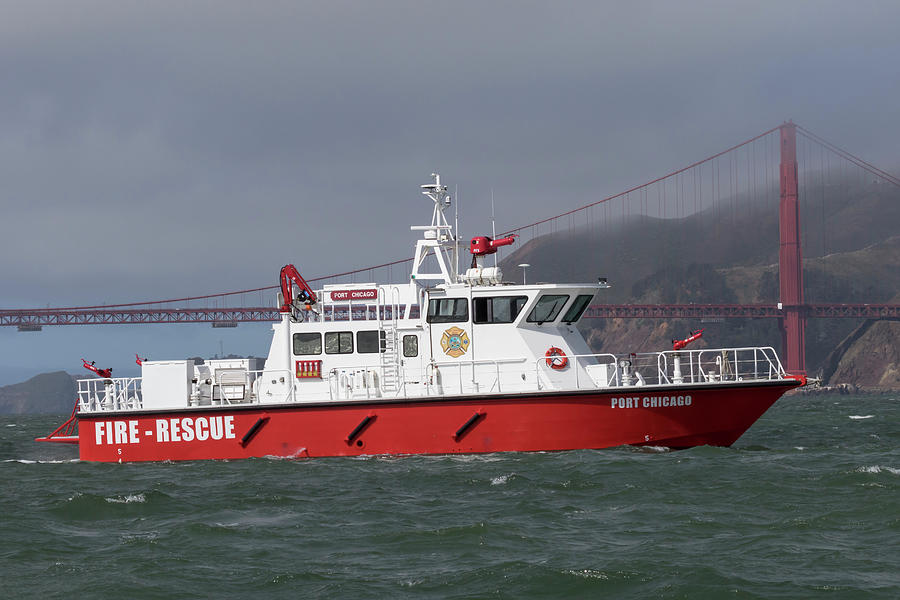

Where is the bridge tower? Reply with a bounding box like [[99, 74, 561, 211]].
[[778, 121, 806, 374]]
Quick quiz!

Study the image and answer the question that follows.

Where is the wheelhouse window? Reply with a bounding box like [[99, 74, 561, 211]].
[[562, 294, 594, 323], [526, 294, 569, 323], [357, 330, 386, 354], [403, 335, 418, 357], [426, 298, 468, 323], [293, 333, 322, 355], [473, 296, 528, 324], [324, 331, 353, 354]]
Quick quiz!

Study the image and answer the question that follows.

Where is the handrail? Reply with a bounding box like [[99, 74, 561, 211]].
[[533, 352, 619, 390], [427, 356, 528, 395], [244, 369, 293, 404], [75, 346, 789, 413], [77, 377, 143, 412], [533, 346, 787, 391]]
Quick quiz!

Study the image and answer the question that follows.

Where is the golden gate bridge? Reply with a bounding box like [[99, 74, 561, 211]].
[[3, 122, 899, 375]]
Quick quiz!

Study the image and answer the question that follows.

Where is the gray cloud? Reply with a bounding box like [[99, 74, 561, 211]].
[[1, 1, 899, 376]]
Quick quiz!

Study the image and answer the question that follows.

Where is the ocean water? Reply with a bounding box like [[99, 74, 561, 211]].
[[2, 394, 898, 599]]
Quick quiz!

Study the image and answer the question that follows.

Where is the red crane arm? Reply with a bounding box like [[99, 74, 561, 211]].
[[279, 264, 318, 313]]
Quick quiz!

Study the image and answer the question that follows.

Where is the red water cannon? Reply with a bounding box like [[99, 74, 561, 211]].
[[82, 358, 112, 379], [672, 329, 704, 351], [135, 354, 147, 366], [279, 264, 318, 313], [469, 234, 517, 256]]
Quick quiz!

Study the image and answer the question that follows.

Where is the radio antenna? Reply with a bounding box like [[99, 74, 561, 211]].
[[491, 188, 498, 267], [454, 183, 460, 281]]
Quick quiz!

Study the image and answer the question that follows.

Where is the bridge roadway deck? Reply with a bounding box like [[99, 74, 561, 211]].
[[1, 304, 899, 327], [586, 304, 900, 319]]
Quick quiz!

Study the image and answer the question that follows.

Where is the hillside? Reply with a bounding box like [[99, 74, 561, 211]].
[[500, 176, 900, 387], [825, 321, 900, 389], [0, 371, 77, 415]]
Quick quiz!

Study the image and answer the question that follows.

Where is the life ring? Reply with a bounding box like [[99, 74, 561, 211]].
[[545, 347, 568, 370]]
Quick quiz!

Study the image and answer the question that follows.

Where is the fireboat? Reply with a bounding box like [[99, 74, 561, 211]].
[[38, 174, 805, 462]]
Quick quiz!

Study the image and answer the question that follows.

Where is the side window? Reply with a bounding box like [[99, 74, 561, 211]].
[[562, 294, 594, 323], [293, 333, 322, 355], [426, 298, 469, 323], [324, 331, 354, 354], [473, 296, 528, 324], [473, 297, 489, 323], [403, 335, 418, 358], [357, 330, 386, 354], [527, 294, 569, 323]]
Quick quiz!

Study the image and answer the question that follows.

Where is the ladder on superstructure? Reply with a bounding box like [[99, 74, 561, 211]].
[[378, 286, 402, 394]]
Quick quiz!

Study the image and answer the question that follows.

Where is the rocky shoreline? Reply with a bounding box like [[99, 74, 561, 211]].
[[791, 382, 898, 396]]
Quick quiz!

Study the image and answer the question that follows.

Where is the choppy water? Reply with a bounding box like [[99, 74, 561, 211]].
[[2, 394, 898, 598]]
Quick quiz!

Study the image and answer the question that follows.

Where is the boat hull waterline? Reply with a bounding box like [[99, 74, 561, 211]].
[[76, 380, 798, 462]]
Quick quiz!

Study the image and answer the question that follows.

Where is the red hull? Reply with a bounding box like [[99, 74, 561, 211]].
[[72, 380, 799, 462], [79, 381, 799, 462]]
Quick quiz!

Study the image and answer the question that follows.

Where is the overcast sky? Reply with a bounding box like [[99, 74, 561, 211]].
[[2, 1, 899, 382]]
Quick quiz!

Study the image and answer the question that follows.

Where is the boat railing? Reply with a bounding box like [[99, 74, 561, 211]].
[[74, 346, 789, 412], [534, 353, 620, 391], [317, 304, 409, 322], [654, 346, 785, 384], [695, 346, 785, 382], [321, 356, 529, 400], [426, 357, 529, 396], [290, 284, 416, 324], [77, 377, 143, 412], [325, 366, 387, 401], [76, 368, 294, 412], [534, 346, 787, 391], [226, 369, 292, 405]]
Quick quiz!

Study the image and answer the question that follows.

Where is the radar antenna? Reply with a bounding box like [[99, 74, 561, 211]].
[[410, 173, 458, 284], [420, 173, 453, 235]]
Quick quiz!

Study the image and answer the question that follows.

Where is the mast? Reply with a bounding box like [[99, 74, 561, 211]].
[[410, 173, 457, 285]]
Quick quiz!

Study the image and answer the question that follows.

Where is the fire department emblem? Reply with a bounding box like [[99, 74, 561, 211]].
[[440, 327, 470, 358]]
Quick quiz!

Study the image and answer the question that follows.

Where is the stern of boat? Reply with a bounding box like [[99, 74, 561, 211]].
[[34, 399, 80, 445]]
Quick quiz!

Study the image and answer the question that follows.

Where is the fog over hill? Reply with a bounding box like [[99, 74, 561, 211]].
[[503, 176, 898, 301], [501, 176, 900, 385]]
